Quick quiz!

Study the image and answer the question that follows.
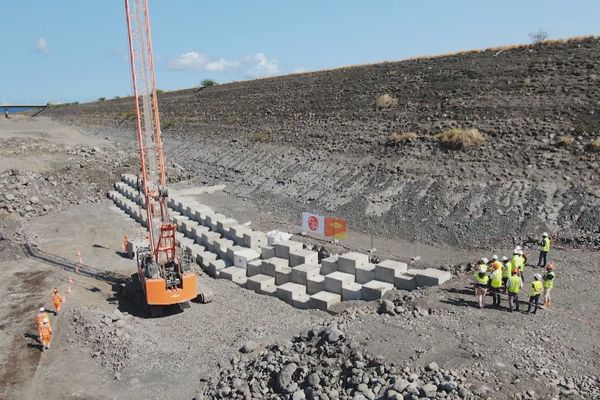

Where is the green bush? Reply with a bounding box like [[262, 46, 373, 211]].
[[98, 97, 106, 102], [161, 119, 176, 130], [201, 79, 217, 88]]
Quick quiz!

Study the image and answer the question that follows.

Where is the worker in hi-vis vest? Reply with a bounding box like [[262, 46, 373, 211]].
[[543, 262, 556, 308], [506, 268, 523, 312], [537, 232, 551, 268], [527, 274, 544, 314]]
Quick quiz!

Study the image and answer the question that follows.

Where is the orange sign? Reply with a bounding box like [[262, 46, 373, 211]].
[[324, 217, 347, 239]]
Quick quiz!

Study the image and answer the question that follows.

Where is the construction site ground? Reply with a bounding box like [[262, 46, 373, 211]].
[[1, 118, 599, 400]]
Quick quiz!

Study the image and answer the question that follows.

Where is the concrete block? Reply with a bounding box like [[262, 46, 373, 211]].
[[274, 240, 303, 259], [217, 218, 238, 235], [276, 282, 307, 303], [246, 274, 275, 294], [233, 248, 260, 269], [362, 280, 394, 301], [229, 224, 251, 244], [243, 231, 267, 250], [291, 264, 321, 285], [207, 259, 226, 278], [342, 282, 363, 301], [375, 260, 408, 284], [395, 274, 417, 291], [338, 252, 369, 275], [324, 271, 355, 295], [261, 246, 276, 260], [191, 225, 210, 244], [320, 255, 339, 275], [292, 294, 312, 310], [247, 260, 262, 277], [261, 257, 289, 277], [219, 267, 247, 286], [199, 251, 217, 268], [261, 285, 277, 297], [310, 291, 341, 311], [415, 268, 452, 287], [275, 266, 293, 286], [226, 245, 245, 263], [211, 238, 234, 255], [355, 264, 376, 284], [306, 274, 325, 295], [289, 248, 319, 267], [201, 231, 221, 247], [207, 213, 227, 232]]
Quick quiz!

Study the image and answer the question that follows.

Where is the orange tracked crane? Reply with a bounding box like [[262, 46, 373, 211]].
[[123, 0, 197, 315]]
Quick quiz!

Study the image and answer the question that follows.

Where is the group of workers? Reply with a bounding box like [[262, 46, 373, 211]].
[[34, 287, 65, 350], [473, 232, 556, 314]]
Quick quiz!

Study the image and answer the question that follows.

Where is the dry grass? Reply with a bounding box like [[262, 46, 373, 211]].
[[121, 111, 136, 120], [434, 128, 485, 150], [587, 137, 600, 152], [249, 129, 273, 143], [375, 94, 398, 108], [555, 135, 575, 147], [387, 132, 417, 146]]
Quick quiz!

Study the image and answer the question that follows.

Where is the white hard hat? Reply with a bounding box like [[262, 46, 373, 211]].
[[39, 307, 45, 312], [534, 273, 542, 280], [512, 248, 519, 254], [517, 250, 524, 255], [481, 257, 489, 264], [501, 256, 508, 261], [491, 254, 498, 260], [479, 265, 486, 273], [542, 232, 548, 237]]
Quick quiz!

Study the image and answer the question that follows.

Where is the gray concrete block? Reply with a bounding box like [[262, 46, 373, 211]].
[[275, 266, 293, 286], [207, 259, 226, 278], [338, 252, 369, 275], [320, 255, 339, 275], [243, 231, 267, 250], [292, 293, 311, 310], [191, 225, 210, 244], [233, 248, 260, 269], [201, 231, 221, 247], [261, 246, 275, 260], [246, 274, 275, 294], [395, 274, 417, 291], [261, 257, 289, 277], [289, 248, 319, 267], [355, 264, 376, 284], [375, 259, 408, 283], [324, 271, 355, 295], [246, 260, 262, 277], [226, 245, 245, 263], [274, 240, 303, 259], [362, 280, 394, 301], [217, 218, 238, 235], [276, 282, 306, 303], [219, 267, 247, 286], [342, 282, 363, 301], [261, 285, 277, 297], [415, 268, 452, 287], [199, 251, 217, 268], [306, 274, 325, 295], [310, 291, 341, 311], [229, 224, 251, 244], [212, 238, 234, 255], [291, 264, 321, 285]]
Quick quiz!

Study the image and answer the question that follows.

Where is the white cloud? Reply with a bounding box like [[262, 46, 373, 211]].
[[168, 51, 238, 71], [35, 37, 49, 54], [245, 53, 280, 77]]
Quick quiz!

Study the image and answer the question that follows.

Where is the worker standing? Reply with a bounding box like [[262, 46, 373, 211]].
[[478, 257, 489, 273], [490, 262, 503, 307], [510, 249, 525, 282], [35, 307, 52, 350], [543, 262, 556, 308], [527, 274, 544, 314], [473, 265, 489, 309], [537, 232, 551, 268], [501, 256, 511, 290], [506, 268, 523, 312], [51, 287, 65, 314]]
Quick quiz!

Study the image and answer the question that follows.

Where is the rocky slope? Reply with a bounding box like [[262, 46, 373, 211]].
[[45, 37, 600, 248]]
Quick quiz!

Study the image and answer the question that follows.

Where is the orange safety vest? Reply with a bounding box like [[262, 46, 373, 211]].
[[51, 293, 64, 308], [36, 312, 50, 327]]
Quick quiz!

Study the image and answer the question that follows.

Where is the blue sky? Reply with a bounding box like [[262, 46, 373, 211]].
[[1, 1, 599, 104]]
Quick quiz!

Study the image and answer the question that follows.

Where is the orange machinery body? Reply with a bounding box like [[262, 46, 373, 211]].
[[139, 269, 197, 305]]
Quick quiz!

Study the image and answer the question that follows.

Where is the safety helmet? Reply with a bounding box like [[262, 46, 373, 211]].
[[492, 263, 501, 270], [512, 268, 520, 274], [546, 263, 555, 270], [534, 273, 542, 280], [53, 288, 58, 293], [501, 256, 508, 262], [512, 248, 519, 254], [491, 254, 498, 260], [481, 257, 489, 264], [478, 265, 486, 273], [542, 232, 548, 237], [39, 307, 45, 312]]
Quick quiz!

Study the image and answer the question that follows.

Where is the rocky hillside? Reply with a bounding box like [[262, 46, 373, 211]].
[[46, 37, 600, 248]]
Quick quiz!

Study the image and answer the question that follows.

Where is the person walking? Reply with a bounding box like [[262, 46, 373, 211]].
[[543, 262, 556, 308], [35, 307, 52, 350], [537, 232, 551, 268], [506, 268, 523, 312], [527, 274, 544, 314], [473, 265, 489, 309], [501, 256, 511, 290], [490, 262, 503, 307], [51, 288, 65, 314]]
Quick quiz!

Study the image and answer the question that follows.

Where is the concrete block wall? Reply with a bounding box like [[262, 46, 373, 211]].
[[110, 174, 454, 311]]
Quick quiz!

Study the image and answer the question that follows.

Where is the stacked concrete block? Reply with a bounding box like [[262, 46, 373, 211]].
[[207, 213, 227, 232], [219, 267, 247, 286], [207, 259, 226, 278], [362, 280, 394, 301], [246, 260, 262, 277], [324, 271, 355, 295], [395, 269, 418, 291], [261, 257, 289, 277], [320, 255, 339, 275], [338, 252, 369, 275], [289, 248, 319, 267], [229, 224, 251, 244], [291, 264, 321, 285], [274, 240, 303, 259], [191, 225, 210, 244], [310, 291, 341, 311], [212, 238, 234, 258], [375, 260, 408, 284], [292, 294, 312, 309], [261, 246, 275, 260], [275, 266, 293, 285], [226, 245, 245, 263], [199, 252, 217, 269], [246, 274, 276, 294], [355, 264, 376, 284], [415, 268, 452, 287], [306, 275, 325, 295], [233, 248, 260, 269], [217, 218, 238, 235], [276, 282, 307, 304], [342, 282, 363, 301], [243, 231, 267, 250]]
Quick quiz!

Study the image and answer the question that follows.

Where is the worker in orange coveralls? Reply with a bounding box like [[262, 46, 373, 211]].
[[35, 307, 52, 350], [51, 287, 65, 314]]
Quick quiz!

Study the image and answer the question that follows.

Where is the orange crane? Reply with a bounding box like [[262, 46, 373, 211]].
[[123, 0, 198, 316]]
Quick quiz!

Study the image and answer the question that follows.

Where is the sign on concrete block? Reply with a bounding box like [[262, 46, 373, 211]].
[[302, 212, 347, 240]]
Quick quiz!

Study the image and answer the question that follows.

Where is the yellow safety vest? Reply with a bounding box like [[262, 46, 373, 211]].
[[502, 262, 512, 278], [474, 272, 489, 286], [491, 270, 503, 288], [478, 263, 488, 273], [543, 271, 555, 289], [511, 255, 525, 273], [531, 280, 544, 296], [507, 275, 522, 293], [541, 238, 551, 252]]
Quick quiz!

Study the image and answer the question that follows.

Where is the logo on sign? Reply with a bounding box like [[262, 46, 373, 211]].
[[308, 216, 319, 231]]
